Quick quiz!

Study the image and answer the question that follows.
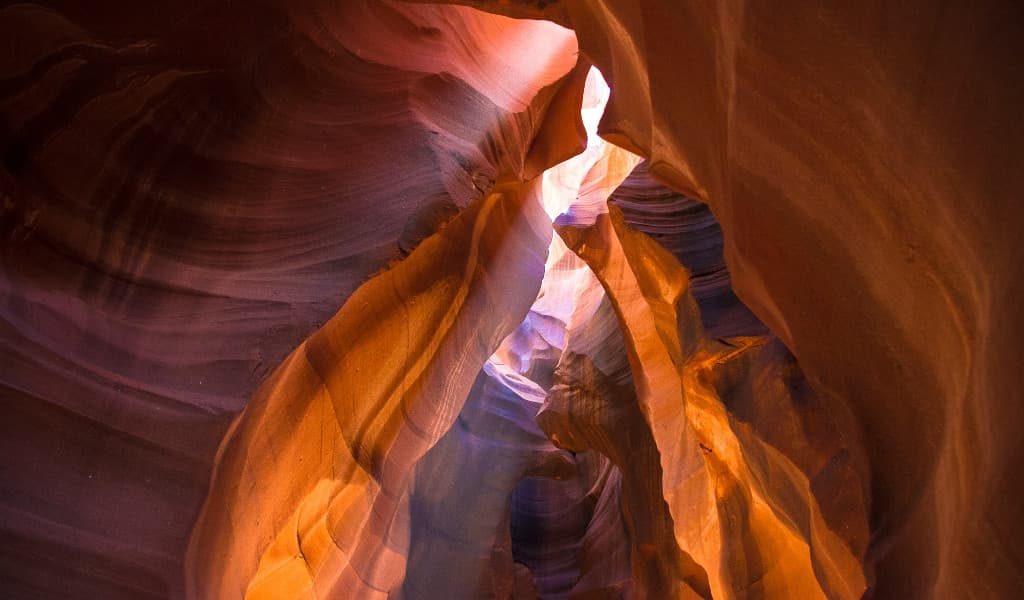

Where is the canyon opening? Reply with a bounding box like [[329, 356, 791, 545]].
[[1, 1, 1022, 599]]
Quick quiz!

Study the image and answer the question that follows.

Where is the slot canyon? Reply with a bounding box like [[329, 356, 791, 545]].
[[1, 1, 1022, 598]]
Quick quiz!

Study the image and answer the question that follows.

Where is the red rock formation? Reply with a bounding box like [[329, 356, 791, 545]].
[[0, 2, 575, 596], [553, 3, 1024, 597], [1, 0, 1022, 599]]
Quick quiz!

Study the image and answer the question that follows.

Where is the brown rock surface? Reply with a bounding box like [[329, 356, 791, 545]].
[[545, 2, 1024, 597], [0, 2, 575, 596], [1, 0, 1022, 598]]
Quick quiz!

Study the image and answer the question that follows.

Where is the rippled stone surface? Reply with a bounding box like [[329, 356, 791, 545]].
[[2, 1, 1022, 598], [0, 3, 574, 597]]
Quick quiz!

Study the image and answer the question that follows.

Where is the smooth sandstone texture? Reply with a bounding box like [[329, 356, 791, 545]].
[[561, 3, 1024, 598], [442, 0, 1024, 597], [0, 2, 576, 597], [188, 178, 552, 598], [558, 208, 867, 600], [186, 61, 646, 599], [1, 0, 1021, 599]]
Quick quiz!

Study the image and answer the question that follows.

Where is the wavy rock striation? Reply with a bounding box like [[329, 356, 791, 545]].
[[441, 1, 1024, 596], [1, 1, 1021, 599], [0, 2, 574, 597]]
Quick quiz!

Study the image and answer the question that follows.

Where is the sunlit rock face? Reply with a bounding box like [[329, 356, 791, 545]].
[[539, 3, 1024, 598], [609, 162, 768, 340], [0, 2, 575, 597], [2, 1, 1022, 599]]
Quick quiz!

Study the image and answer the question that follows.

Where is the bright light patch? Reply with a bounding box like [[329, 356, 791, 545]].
[[487, 66, 643, 403]]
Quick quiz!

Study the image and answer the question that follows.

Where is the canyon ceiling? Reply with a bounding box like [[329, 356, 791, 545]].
[[0, 0, 1022, 599]]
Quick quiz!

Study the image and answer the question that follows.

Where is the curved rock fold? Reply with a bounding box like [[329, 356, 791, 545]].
[[1, 1, 1021, 599]]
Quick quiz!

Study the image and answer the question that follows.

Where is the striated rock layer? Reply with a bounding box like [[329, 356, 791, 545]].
[[188, 176, 553, 598], [0, 2, 576, 597], [1, 0, 1022, 599], [433, 1, 1024, 597], [188, 60, 872, 598]]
